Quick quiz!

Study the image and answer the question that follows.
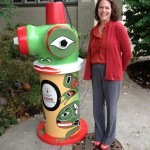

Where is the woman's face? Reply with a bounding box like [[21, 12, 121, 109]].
[[98, 0, 112, 23]]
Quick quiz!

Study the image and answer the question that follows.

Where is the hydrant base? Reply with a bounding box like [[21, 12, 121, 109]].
[[37, 118, 88, 146]]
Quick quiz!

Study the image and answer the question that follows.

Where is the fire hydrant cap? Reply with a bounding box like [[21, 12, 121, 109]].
[[17, 26, 29, 55], [46, 2, 67, 24]]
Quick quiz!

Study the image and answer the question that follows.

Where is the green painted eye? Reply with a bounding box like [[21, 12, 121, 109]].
[[46, 58, 51, 62], [61, 112, 70, 117], [50, 36, 74, 50], [46, 26, 77, 58], [60, 108, 72, 120], [41, 58, 44, 62]]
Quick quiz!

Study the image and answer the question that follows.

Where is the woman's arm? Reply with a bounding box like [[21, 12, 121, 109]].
[[116, 22, 132, 72]]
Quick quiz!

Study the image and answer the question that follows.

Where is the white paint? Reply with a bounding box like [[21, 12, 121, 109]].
[[42, 83, 58, 108]]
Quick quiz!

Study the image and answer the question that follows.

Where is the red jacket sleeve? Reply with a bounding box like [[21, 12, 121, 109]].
[[116, 22, 132, 72]]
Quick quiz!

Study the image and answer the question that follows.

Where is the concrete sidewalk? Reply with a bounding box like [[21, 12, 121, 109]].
[[0, 61, 150, 150]]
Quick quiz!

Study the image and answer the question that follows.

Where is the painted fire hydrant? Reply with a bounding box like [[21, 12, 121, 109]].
[[14, 2, 88, 145]]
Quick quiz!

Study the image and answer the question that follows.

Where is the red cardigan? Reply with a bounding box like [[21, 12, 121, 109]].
[[84, 21, 132, 81]]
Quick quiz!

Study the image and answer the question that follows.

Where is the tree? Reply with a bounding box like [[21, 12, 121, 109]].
[[123, 0, 150, 58]]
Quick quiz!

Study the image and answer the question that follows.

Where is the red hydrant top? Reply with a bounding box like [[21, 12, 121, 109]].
[[46, 2, 67, 24]]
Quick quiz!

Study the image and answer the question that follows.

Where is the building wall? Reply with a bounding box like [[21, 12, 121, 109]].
[[0, 5, 78, 32], [0, 0, 123, 33], [78, 0, 95, 34]]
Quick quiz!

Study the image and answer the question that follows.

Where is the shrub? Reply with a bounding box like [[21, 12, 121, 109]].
[[123, 0, 150, 58], [0, 109, 18, 136], [0, 25, 41, 121]]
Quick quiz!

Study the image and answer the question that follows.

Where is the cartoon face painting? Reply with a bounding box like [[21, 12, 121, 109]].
[[46, 25, 78, 59], [63, 73, 78, 90], [56, 101, 80, 128], [59, 73, 79, 105], [18, 24, 79, 67]]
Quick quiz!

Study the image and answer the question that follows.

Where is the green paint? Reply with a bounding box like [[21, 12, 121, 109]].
[[65, 126, 80, 139], [63, 73, 79, 91], [40, 128, 45, 135], [57, 101, 80, 128], [27, 24, 79, 65], [61, 90, 76, 105]]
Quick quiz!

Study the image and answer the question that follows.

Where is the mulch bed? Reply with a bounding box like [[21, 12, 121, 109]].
[[126, 60, 150, 89]]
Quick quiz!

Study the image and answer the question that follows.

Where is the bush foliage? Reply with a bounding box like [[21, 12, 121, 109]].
[[0, 109, 18, 136], [0, 26, 42, 123], [123, 0, 150, 58]]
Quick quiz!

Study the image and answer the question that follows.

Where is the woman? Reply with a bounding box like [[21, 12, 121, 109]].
[[84, 0, 132, 149]]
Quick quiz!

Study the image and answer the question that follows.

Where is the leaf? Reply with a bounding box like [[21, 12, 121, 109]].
[[3, 118, 10, 128], [9, 117, 18, 125], [143, 35, 150, 42], [1, 111, 7, 118]]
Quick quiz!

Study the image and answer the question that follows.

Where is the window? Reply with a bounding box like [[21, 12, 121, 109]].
[[37, 0, 49, 4], [66, 0, 77, 2], [11, 0, 78, 5], [13, 0, 23, 4], [25, 0, 36, 4]]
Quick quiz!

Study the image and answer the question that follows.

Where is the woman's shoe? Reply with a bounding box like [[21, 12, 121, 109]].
[[93, 141, 101, 146], [100, 143, 110, 150]]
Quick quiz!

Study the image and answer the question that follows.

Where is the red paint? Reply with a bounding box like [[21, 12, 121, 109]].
[[17, 26, 29, 55], [46, 2, 66, 24], [37, 118, 88, 145]]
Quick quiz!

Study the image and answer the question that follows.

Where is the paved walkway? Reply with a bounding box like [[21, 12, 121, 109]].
[[0, 60, 150, 150]]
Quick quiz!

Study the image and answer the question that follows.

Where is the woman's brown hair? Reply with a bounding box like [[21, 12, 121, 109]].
[[94, 0, 119, 22]]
